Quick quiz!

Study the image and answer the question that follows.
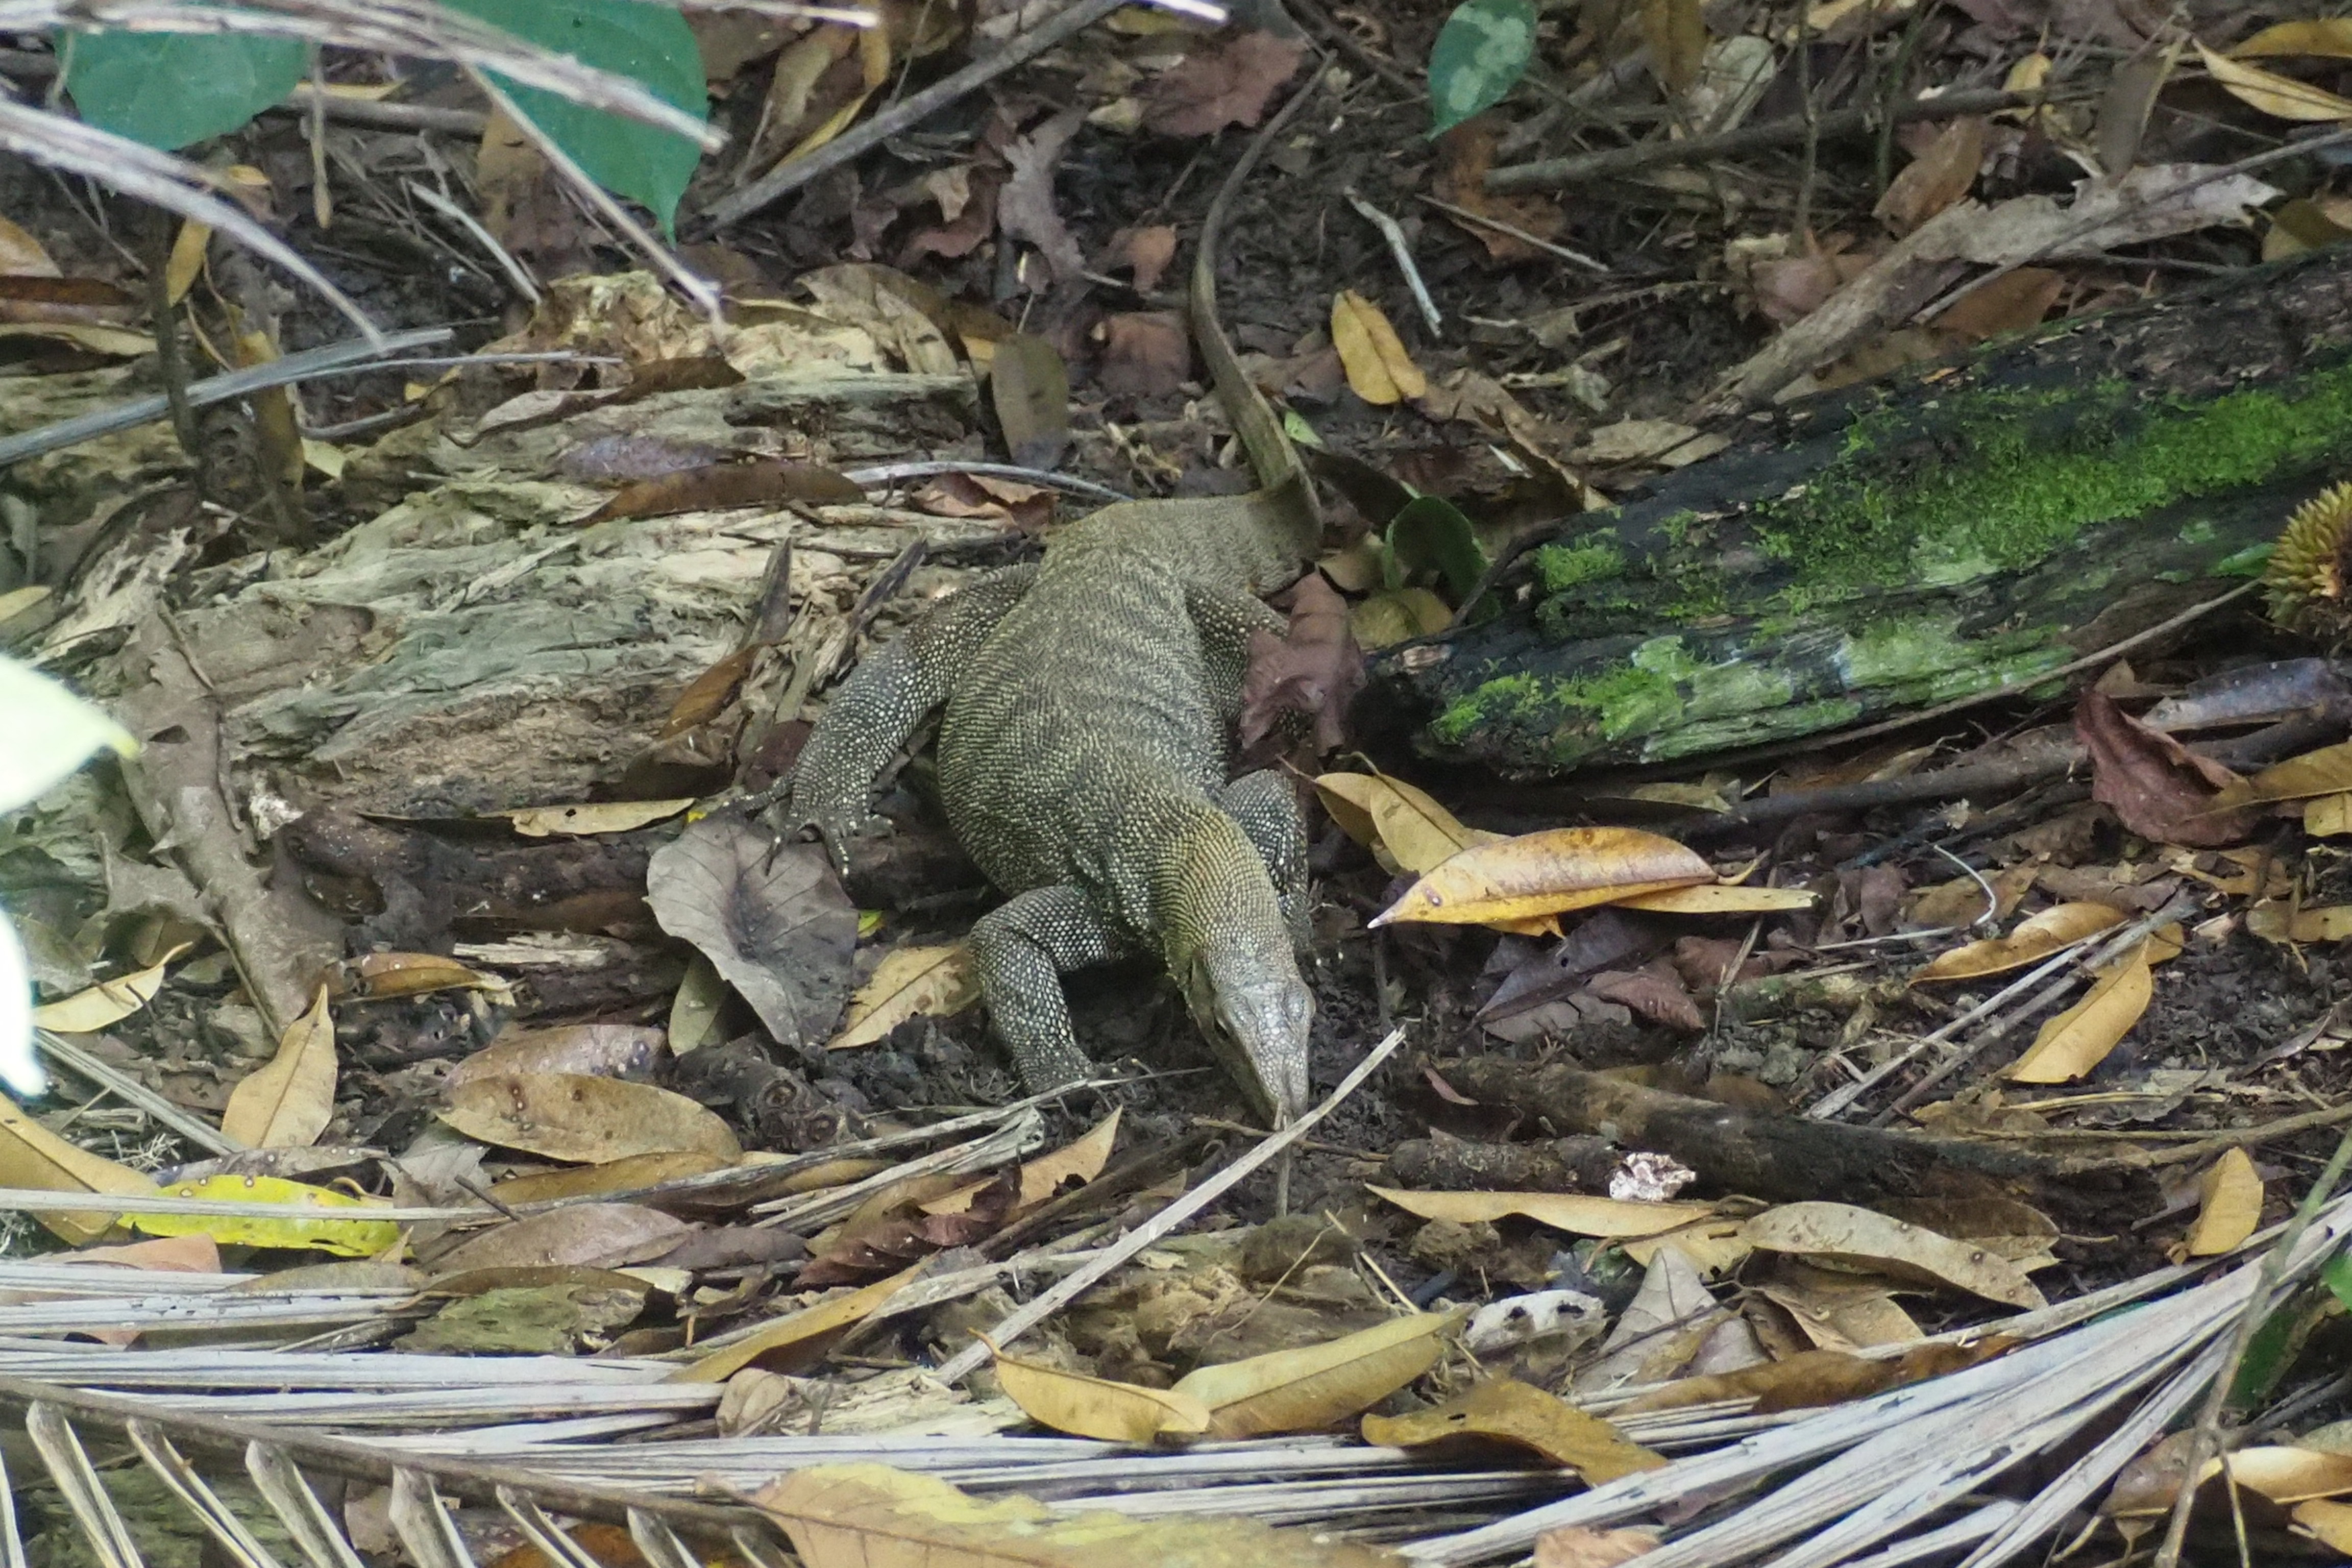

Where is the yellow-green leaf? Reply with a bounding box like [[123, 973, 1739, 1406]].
[[128, 1175, 397, 1257]]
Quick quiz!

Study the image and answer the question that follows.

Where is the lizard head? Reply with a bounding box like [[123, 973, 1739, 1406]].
[[1178, 940, 1313, 1127]]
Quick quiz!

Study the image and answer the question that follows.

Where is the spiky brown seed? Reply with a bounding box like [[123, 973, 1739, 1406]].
[[2266, 480, 2352, 636]]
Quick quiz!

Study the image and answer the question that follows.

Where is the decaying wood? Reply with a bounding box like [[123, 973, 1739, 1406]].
[[1372, 247, 2352, 778], [1436, 1056, 2149, 1226]]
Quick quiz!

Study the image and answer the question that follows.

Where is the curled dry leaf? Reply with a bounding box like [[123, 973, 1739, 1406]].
[[0, 1092, 161, 1244], [2076, 689, 2258, 848], [922, 1108, 1120, 1217], [1143, 30, 1306, 137], [1239, 574, 1364, 757], [1369, 827, 1714, 928], [647, 822, 857, 1050], [1740, 1201, 2046, 1310], [1316, 770, 1496, 874], [1332, 289, 1427, 405], [830, 944, 981, 1050], [1370, 1185, 1714, 1238], [1168, 1310, 1458, 1438], [1874, 115, 1986, 235], [1912, 901, 2126, 983], [1361, 1378, 1665, 1482], [2003, 939, 2155, 1084], [993, 1353, 1213, 1441], [2180, 1146, 2263, 1258], [221, 984, 336, 1150], [675, 1264, 921, 1381], [2197, 40, 2352, 121], [2213, 737, 2352, 810], [753, 1463, 1404, 1568], [440, 1072, 742, 1164], [30, 947, 182, 1033]]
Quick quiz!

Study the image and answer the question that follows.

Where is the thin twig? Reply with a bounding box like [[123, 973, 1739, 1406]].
[[933, 1025, 1409, 1382], [1345, 189, 1441, 333], [702, 0, 1129, 226], [35, 1030, 240, 1157], [406, 179, 537, 303], [1416, 193, 1608, 273]]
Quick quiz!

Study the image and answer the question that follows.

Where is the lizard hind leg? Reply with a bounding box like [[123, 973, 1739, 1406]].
[[967, 885, 1136, 1093], [1217, 770, 1310, 950]]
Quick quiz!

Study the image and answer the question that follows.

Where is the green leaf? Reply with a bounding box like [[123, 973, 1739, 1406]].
[[1428, 0, 1536, 138], [443, 0, 705, 233], [2323, 1241, 2352, 1313], [61, 26, 305, 151], [1388, 494, 1490, 603], [0, 655, 136, 815]]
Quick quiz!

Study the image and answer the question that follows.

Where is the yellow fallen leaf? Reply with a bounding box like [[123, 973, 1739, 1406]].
[[830, 944, 981, 1050], [1332, 289, 1426, 404], [923, 1107, 1119, 1217], [1315, 771, 1496, 873], [993, 1352, 1212, 1440], [2004, 940, 2154, 1084], [672, 1265, 918, 1381], [2237, 19, 2352, 58], [1740, 1201, 2045, 1310], [1369, 827, 1713, 928], [2296, 1497, 2352, 1552], [753, 1464, 1401, 1568], [1370, 1185, 1714, 1238], [2247, 901, 2352, 944], [2212, 738, 2352, 811], [2197, 40, 2352, 121], [128, 1175, 398, 1257], [1912, 901, 2126, 983], [2180, 1147, 2262, 1258], [2214, 1446, 2352, 1503], [2306, 792, 2352, 836], [0, 1094, 160, 1244], [1612, 883, 1816, 914], [163, 219, 210, 305], [1361, 1378, 1664, 1482], [440, 1073, 742, 1163], [221, 984, 336, 1149], [1620, 1218, 1753, 1276], [1618, 1339, 2012, 1416], [1169, 1310, 1457, 1438], [31, 945, 187, 1033], [491, 1149, 733, 1205], [504, 798, 693, 836]]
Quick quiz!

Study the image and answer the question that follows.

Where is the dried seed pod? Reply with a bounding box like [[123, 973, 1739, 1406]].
[[2265, 480, 2352, 637]]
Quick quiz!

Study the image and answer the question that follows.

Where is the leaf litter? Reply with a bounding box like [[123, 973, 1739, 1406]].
[[11, 4, 2352, 1566]]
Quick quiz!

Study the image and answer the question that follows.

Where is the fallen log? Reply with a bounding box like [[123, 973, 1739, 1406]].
[[1372, 247, 2352, 777]]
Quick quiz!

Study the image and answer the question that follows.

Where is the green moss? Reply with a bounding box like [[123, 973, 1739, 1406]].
[[1656, 699, 1868, 760], [1655, 509, 1700, 547], [2177, 519, 2218, 546], [1430, 671, 1551, 745], [2215, 543, 2274, 578], [1534, 537, 1626, 592], [1753, 362, 2352, 593]]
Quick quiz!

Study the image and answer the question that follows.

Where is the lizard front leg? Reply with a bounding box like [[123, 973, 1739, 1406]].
[[968, 885, 1135, 1091], [787, 563, 1037, 869], [1185, 580, 1288, 723]]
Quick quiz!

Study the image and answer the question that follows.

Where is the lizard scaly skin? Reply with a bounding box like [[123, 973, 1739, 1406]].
[[788, 73, 1327, 1123]]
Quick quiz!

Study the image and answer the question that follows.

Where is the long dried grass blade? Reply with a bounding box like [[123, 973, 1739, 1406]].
[[0, 1448, 31, 1568], [125, 1419, 295, 1568], [625, 1512, 704, 1568], [25, 1403, 145, 1568], [389, 1469, 478, 1568], [244, 1442, 367, 1568]]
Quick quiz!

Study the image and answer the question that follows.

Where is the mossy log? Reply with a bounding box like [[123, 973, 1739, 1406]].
[[1373, 249, 2352, 777]]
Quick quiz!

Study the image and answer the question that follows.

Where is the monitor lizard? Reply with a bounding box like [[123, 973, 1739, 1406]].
[[786, 69, 1330, 1124]]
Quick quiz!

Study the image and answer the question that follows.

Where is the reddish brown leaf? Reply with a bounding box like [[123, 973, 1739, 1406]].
[[902, 168, 1000, 263], [582, 461, 863, 523], [1238, 573, 1364, 757], [2076, 688, 2260, 847], [796, 1168, 1021, 1285], [1096, 311, 1191, 399], [1874, 116, 1987, 235], [1430, 117, 1566, 262], [1585, 960, 1704, 1032], [1144, 31, 1306, 137], [1110, 224, 1179, 290], [664, 646, 759, 737], [1931, 266, 2065, 341]]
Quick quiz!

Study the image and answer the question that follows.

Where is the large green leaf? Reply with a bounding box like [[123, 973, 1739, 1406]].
[[62, 27, 305, 151], [1428, 0, 1535, 137], [443, 0, 705, 233]]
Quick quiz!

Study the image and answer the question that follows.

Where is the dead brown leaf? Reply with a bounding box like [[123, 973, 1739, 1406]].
[[2077, 689, 2258, 847], [582, 461, 863, 523], [1095, 310, 1190, 399], [1238, 573, 1363, 757], [1874, 116, 1986, 235], [998, 108, 1088, 284], [1143, 31, 1306, 137], [1109, 224, 1178, 290], [1430, 117, 1566, 262]]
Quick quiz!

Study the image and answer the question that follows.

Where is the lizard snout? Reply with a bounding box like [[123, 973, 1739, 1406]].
[[1205, 968, 1313, 1127]]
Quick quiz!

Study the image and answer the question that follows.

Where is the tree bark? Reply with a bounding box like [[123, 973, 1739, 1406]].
[[1371, 248, 2352, 777]]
